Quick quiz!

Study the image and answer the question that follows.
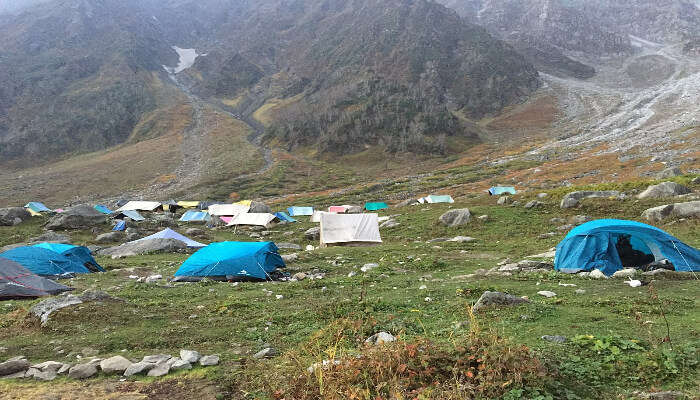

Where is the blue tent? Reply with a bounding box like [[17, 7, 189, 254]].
[[365, 202, 389, 211], [287, 206, 314, 216], [555, 219, 700, 276], [0, 246, 94, 277], [32, 243, 104, 273], [94, 205, 113, 215], [133, 228, 206, 248], [113, 210, 145, 221], [180, 210, 211, 222], [113, 221, 126, 231], [488, 187, 516, 196], [275, 212, 297, 223], [174, 242, 285, 281]]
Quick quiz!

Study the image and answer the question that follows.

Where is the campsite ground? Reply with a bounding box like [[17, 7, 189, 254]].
[[1, 176, 699, 399]]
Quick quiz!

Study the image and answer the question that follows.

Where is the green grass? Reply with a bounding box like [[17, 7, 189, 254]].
[[1, 182, 698, 399]]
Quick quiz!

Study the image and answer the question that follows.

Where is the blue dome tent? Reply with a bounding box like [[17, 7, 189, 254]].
[[555, 219, 700, 276], [0, 246, 95, 277], [32, 243, 104, 273], [173, 242, 285, 281]]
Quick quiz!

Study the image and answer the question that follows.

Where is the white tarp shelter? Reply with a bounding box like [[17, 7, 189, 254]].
[[228, 213, 278, 228], [116, 201, 162, 212], [311, 211, 332, 223], [208, 204, 250, 216], [319, 213, 382, 247]]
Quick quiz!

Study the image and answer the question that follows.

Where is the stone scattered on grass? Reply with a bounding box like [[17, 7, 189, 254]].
[[199, 355, 220, 366], [123, 361, 155, 377], [541, 335, 568, 343], [524, 200, 543, 209], [537, 291, 557, 298], [100, 356, 132, 374], [472, 291, 529, 312], [169, 358, 192, 371], [365, 332, 397, 345], [68, 363, 98, 379], [179, 350, 200, 363], [253, 348, 278, 359], [439, 209, 471, 227], [282, 253, 298, 263], [612, 268, 637, 278], [146, 361, 170, 377], [360, 263, 378, 272], [589, 269, 608, 279]]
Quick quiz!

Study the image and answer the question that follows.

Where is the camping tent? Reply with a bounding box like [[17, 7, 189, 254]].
[[132, 228, 206, 248], [208, 204, 250, 216], [419, 195, 454, 204], [180, 210, 211, 223], [0, 246, 95, 277], [25, 202, 52, 216], [199, 201, 225, 210], [173, 242, 285, 281], [32, 243, 104, 272], [161, 200, 181, 212], [94, 205, 113, 215], [555, 219, 700, 276], [364, 202, 389, 211], [287, 207, 314, 217], [328, 205, 352, 213], [319, 213, 382, 247], [177, 201, 201, 209], [274, 212, 297, 223], [228, 213, 278, 228], [0, 258, 72, 299], [115, 201, 161, 212], [488, 187, 517, 196], [112, 210, 145, 221]]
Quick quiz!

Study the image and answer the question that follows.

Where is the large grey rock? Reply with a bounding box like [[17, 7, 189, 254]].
[[179, 349, 200, 363], [30, 295, 83, 325], [199, 355, 220, 366], [439, 209, 471, 227], [248, 201, 272, 214], [31, 368, 58, 381], [657, 167, 683, 179], [560, 191, 622, 208], [305, 227, 320, 240], [524, 200, 543, 209], [147, 361, 170, 377], [345, 206, 363, 214], [68, 363, 98, 379], [98, 238, 187, 258], [0, 358, 30, 376], [29, 231, 71, 244], [123, 361, 156, 377], [277, 243, 301, 250], [45, 205, 107, 230], [472, 291, 529, 312], [379, 219, 400, 229], [95, 231, 124, 244], [637, 182, 691, 199], [0, 208, 31, 226], [497, 196, 511, 205], [100, 356, 132, 374], [142, 354, 171, 364], [642, 200, 700, 222], [169, 359, 192, 371]]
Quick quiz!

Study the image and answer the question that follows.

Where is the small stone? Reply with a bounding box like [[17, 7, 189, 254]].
[[282, 253, 298, 263], [361, 263, 378, 272], [68, 363, 98, 379], [252, 348, 277, 359], [179, 350, 200, 363], [123, 362, 156, 377], [448, 236, 476, 243], [472, 291, 529, 312], [365, 332, 396, 345], [419, 285, 427, 290], [589, 269, 608, 279], [144, 275, 163, 283], [292, 272, 307, 281], [424, 297, 433, 302], [575, 289, 586, 294], [525, 200, 543, 209], [347, 271, 356, 278], [305, 245, 314, 251], [612, 268, 637, 278], [199, 355, 220, 366], [537, 290, 557, 298], [541, 335, 567, 343]]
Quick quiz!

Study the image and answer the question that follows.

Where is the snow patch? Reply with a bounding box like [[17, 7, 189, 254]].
[[163, 46, 202, 74]]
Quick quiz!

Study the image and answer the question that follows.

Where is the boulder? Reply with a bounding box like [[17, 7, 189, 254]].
[[123, 361, 156, 377], [497, 196, 511, 205], [179, 350, 200, 363], [524, 200, 543, 209], [345, 206, 363, 214], [365, 332, 396, 345], [637, 182, 691, 199], [642, 200, 700, 222], [305, 227, 320, 240], [169, 358, 192, 371], [30, 295, 83, 325], [142, 354, 171, 364], [45, 205, 107, 230], [560, 191, 622, 209], [472, 291, 529, 312], [282, 253, 298, 263], [277, 243, 301, 250], [100, 356, 132, 374], [98, 238, 187, 258], [68, 363, 98, 379], [0, 357, 30, 376], [199, 355, 220, 366], [248, 201, 272, 214], [541, 335, 567, 343], [612, 268, 638, 278], [95, 231, 124, 244], [146, 361, 170, 377], [30, 361, 65, 373], [657, 167, 682, 179], [185, 228, 206, 237], [379, 219, 400, 229], [439, 209, 471, 227], [0, 208, 31, 226], [29, 231, 71, 244]]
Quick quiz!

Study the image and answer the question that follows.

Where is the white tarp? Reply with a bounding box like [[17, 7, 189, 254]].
[[208, 204, 250, 216], [116, 201, 162, 212], [228, 213, 278, 227], [320, 213, 382, 246], [311, 211, 332, 223]]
